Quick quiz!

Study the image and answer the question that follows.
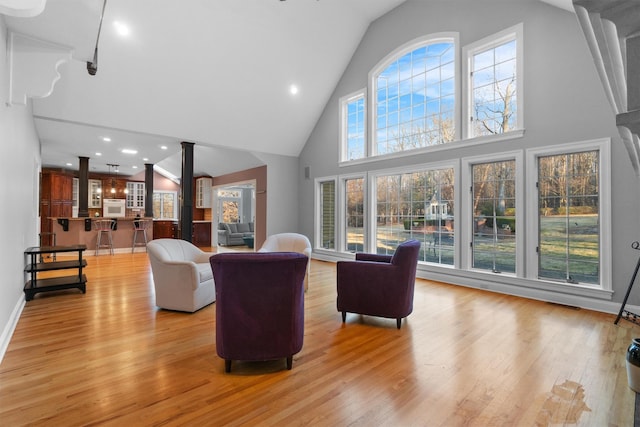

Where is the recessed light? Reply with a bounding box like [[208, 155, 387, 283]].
[[113, 21, 130, 37], [122, 149, 138, 154], [95, 152, 102, 156], [132, 165, 138, 169], [290, 84, 299, 95], [66, 162, 72, 166], [142, 158, 149, 161], [160, 146, 168, 150], [102, 137, 111, 142]]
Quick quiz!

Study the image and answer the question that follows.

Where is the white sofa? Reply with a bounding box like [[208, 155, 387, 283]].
[[147, 239, 216, 312], [259, 233, 312, 291]]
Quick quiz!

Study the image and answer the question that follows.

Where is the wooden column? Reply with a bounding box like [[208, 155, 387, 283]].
[[78, 156, 89, 217], [180, 142, 194, 242], [144, 163, 154, 218]]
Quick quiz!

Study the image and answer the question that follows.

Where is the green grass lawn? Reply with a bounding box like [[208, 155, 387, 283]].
[[366, 214, 599, 284]]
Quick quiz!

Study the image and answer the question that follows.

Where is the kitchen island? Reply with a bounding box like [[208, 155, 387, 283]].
[[51, 217, 154, 255]]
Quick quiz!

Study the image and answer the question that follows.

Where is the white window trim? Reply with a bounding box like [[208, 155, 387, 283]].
[[462, 23, 524, 139], [461, 150, 524, 277], [314, 176, 338, 253], [153, 190, 178, 220], [339, 89, 367, 163], [368, 32, 460, 158], [525, 138, 611, 291], [339, 173, 367, 253], [367, 159, 459, 257]]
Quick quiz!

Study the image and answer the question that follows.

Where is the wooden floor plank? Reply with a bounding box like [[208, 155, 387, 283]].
[[0, 251, 636, 426]]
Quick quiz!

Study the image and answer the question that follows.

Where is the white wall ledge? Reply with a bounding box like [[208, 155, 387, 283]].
[[8, 32, 72, 106]]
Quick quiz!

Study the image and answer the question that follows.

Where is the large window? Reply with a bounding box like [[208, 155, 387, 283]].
[[341, 91, 366, 161], [537, 151, 600, 284], [344, 177, 364, 252], [323, 23, 612, 298], [471, 160, 517, 273], [371, 36, 456, 156], [374, 166, 455, 264], [465, 23, 522, 138]]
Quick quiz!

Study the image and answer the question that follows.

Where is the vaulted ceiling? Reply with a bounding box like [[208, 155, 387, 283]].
[[2, 0, 573, 177]]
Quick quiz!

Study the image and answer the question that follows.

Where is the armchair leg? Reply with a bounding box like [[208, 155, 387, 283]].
[[396, 318, 402, 329], [286, 356, 293, 370], [225, 360, 232, 373], [342, 312, 346, 323]]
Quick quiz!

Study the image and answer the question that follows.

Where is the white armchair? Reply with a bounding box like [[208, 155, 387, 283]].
[[147, 239, 216, 312], [259, 233, 312, 291]]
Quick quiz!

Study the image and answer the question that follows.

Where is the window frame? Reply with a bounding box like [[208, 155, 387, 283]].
[[368, 160, 458, 263], [315, 177, 338, 252], [339, 89, 367, 162], [461, 150, 524, 277], [525, 138, 611, 291], [368, 32, 460, 159], [152, 190, 178, 220], [340, 173, 367, 253], [462, 23, 524, 140]]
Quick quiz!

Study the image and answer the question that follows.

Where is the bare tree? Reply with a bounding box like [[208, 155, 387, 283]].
[[474, 78, 515, 136]]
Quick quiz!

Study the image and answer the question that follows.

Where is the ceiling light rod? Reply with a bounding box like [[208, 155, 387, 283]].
[[87, 0, 108, 76], [106, 163, 127, 194]]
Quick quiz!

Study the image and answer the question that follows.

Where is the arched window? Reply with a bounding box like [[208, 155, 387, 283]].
[[370, 36, 457, 156]]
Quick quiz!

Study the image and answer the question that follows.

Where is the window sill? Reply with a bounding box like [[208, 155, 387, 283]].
[[339, 129, 525, 168], [418, 262, 613, 301]]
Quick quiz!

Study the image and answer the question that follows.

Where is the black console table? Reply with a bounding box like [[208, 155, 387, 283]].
[[24, 245, 87, 301]]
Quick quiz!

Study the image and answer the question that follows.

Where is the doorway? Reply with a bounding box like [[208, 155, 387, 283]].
[[213, 181, 256, 249]]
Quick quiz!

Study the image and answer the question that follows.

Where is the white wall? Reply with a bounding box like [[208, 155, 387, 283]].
[[0, 17, 42, 361]]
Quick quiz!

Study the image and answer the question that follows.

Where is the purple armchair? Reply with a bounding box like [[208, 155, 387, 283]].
[[209, 252, 308, 373], [336, 240, 420, 329]]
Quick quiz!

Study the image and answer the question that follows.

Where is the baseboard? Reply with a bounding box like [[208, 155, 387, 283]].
[[310, 253, 633, 316], [0, 295, 25, 364]]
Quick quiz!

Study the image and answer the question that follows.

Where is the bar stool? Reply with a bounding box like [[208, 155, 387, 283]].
[[95, 219, 115, 255], [132, 219, 150, 253]]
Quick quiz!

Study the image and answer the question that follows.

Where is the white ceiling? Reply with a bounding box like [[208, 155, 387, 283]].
[[3, 0, 406, 176], [2, 0, 574, 177]]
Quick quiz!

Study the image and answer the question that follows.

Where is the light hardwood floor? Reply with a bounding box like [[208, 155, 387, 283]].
[[0, 249, 636, 426]]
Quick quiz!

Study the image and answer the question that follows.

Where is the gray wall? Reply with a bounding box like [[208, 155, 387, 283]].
[[255, 152, 300, 236], [298, 0, 639, 309], [0, 17, 42, 359]]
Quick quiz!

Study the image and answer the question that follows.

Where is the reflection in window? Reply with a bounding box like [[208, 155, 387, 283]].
[[472, 160, 516, 273], [538, 151, 599, 284]]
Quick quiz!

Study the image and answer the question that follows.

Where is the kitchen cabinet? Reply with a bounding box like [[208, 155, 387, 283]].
[[153, 220, 179, 239], [24, 245, 87, 301], [196, 177, 212, 208], [192, 222, 212, 247], [40, 171, 73, 245], [88, 179, 102, 208], [126, 181, 145, 209]]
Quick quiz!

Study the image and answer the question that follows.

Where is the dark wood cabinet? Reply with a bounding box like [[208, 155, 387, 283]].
[[40, 171, 73, 245], [153, 221, 178, 239], [192, 222, 212, 247]]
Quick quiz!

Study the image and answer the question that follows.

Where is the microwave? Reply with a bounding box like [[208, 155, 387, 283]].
[[103, 199, 126, 218]]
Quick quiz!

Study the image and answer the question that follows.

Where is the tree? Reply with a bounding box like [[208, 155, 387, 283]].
[[473, 77, 515, 136]]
